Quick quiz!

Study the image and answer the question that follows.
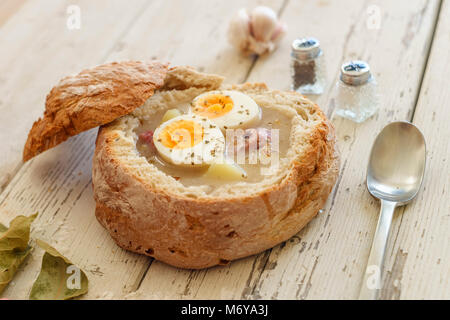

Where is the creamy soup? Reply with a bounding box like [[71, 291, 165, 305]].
[[135, 105, 292, 189]]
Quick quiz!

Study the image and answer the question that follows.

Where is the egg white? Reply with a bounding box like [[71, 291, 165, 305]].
[[190, 90, 261, 130], [153, 114, 225, 167]]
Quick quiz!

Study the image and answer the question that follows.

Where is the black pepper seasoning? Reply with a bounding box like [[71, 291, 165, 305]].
[[290, 37, 326, 95]]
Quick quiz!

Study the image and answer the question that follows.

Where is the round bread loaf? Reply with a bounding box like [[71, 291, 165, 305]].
[[93, 66, 340, 269]]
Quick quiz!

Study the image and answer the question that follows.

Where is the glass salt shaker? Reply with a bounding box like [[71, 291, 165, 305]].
[[290, 37, 326, 95], [334, 61, 379, 123]]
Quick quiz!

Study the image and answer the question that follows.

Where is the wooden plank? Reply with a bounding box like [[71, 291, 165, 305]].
[[2, 0, 445, 300], [133, 0, 442, 299], [0, 0, 150, 192], [241, 0, 442, 299], [0, 0, 153, 297], [380, 0, 450, 299], [0, 130, 150, 299], [135, 0, 362, 299], [0, 0, 284, 299], [105, 0, 275, 82], [0, 0, 27, 28]]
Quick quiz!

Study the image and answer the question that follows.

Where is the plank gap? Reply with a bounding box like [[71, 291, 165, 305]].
[[242, 0, 290, 84], [135, 259, 154, 292], [242, 55, 258, 83], [409, 0, 443, 122]]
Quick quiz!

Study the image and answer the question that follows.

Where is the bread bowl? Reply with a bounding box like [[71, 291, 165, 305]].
[[23, 61, 339, 269], [92, 65, 340, 269]]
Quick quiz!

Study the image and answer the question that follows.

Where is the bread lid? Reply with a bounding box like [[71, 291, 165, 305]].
[[23, 60, 169, 161]]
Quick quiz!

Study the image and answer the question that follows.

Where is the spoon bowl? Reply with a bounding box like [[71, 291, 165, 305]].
[[367, 121, 426, 204], [359, 121, 426, 300]]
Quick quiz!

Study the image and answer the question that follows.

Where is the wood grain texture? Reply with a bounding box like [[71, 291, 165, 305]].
[[380, 0, 449, 299], [0, 0, 286, 299], [0, 0, 27, 28], [242, 0, 443, 300], [0, 0, 150, 192], [1, 129, 150, 298], [0, 0, 448, 300], [134, 0, 443, 300], [104, 0, 276, 82]]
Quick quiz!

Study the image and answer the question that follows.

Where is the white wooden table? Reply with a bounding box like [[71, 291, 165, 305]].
[[0, 0, 448, 299]]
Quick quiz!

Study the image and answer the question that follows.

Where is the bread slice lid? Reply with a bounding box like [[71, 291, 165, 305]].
[[23, 60, 169, 161]]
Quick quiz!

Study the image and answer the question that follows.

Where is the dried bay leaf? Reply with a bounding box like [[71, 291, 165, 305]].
[[0, 246, 32, 293], [0, 213, 37, 294], [30, 239, 88, 300], [0, 213, 38, 251]]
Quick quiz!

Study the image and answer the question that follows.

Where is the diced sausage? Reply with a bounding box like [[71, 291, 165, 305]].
[[139, 130, 156, 151]]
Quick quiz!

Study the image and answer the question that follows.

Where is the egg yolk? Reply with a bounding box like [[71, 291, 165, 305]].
[[158, 120, 203, 149], [193, 94, 233, 119]]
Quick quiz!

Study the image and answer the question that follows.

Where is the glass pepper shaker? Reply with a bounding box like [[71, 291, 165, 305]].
[[334, 60, 379, 123], [290, 37, 326, 95]]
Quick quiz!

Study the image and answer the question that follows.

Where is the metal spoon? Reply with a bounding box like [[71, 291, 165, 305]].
[[359, 121, 426, 300]]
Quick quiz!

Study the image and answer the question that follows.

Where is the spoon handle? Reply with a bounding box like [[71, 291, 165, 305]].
[[359, 199, 396, 300]]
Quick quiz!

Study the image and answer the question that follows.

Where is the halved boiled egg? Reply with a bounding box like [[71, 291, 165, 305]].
[[153, 114, 225, 167], [190, 90, 261, 130]]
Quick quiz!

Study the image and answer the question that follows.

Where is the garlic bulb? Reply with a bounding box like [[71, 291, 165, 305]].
[[228, 6, 287, 56], [228, 9, 252, 53]]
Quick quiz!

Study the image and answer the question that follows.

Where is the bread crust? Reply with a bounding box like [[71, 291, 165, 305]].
[[23, 61, 168, 161], [94, 134, 339, 269], [92, 67, 340, 269]]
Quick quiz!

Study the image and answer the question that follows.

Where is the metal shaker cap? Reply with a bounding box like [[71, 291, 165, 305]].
[[291, 37, 322, 60], [340, 61, 372, 86]]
